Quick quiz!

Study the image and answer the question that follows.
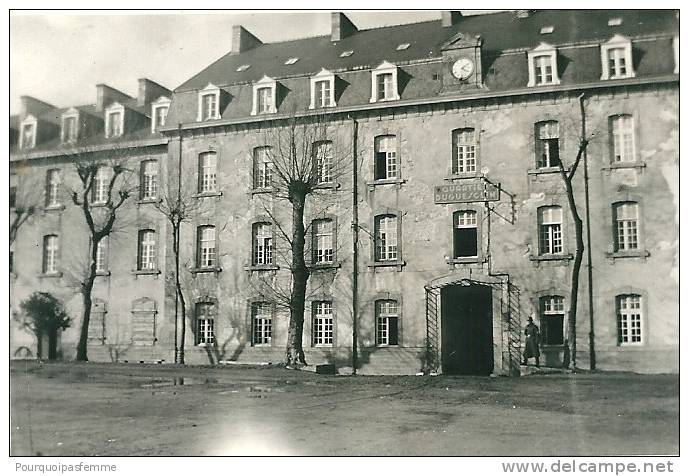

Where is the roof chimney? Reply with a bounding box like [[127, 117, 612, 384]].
[[516, 10, 535, 19], [137, 78, 172, 107], [96, 84, 132, 112], [231, 25, 263, 55], [331, 12, 358, 42], [19, 96, 55, 119], [441, 11, 463, 27]]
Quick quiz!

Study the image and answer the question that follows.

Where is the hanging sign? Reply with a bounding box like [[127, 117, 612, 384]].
[[434, 179, 500, 204]]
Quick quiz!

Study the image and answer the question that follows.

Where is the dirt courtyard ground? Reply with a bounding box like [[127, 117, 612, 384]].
[[9, 361, 678, 456]]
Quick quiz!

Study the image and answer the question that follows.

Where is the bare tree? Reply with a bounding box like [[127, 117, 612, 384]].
[[253, 112, 351, 366], [67, 149, 137, 361], [154, 167, 203, 364], [555, 94, 598, 369]]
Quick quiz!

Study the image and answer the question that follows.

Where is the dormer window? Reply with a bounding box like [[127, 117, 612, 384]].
[[540, 26, 554, 34], [151, 96, 171, 132], [527, 43, 561, 87], [309, 68, 336, 109], [62, 111, 79, 143], [251, 76, 277, 115], [608, 18, 623, 27], [370, 61, 400, 103], [197, 84, 221, 122], [601, 35, 635, 80], [104, 103, 124, 138], [19, 116, 37, 149]]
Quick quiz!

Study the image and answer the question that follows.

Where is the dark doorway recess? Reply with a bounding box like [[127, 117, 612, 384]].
[[441, 284, 494, 375]]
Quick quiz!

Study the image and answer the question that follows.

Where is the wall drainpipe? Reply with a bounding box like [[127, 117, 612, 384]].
[[351, 116, 359, 375]]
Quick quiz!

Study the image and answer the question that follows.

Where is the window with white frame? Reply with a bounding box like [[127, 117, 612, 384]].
[[152, 105, 168, 131], [539, 206, 563, 255], [613, 202, 639, 252], [370, 61, 400, 103], [313, 141, 333, 184], [196, 302, 215, 345], [42, 235, 59, 274], [375, 214, 398, 262], [251, 302, 272, 346], [376, 299, 399, 346], [610, 114, 635, 163], [313, 218, 334, 264], [374, 135, 398, 180], [453, 210, 478, 258], [312, 301, 333, 346], [452, 128, 477, 174], [45, 169, 61, 207], [600, 35, 635, 80], [527, 43, 560, 87], [309, 69, 336, 109], [197, 225, 216, 269], [198, 152, 217, 193], [19, 118, 36, 149], [251, 76, 277, 115], [92, 166, 109, 204], [617, 294, 643, 345], [105, 108, 124, 138], [197, 84, 220, 121], [252, 222, 273, 266], [137, 229, 157, 270], [536, 121, 561, 168], [62, 114, 78, 143], [253, 147, 273, 189], [140, 160, 158, 200], [539, 295, 565, 345], [95, 238, 108, 273]]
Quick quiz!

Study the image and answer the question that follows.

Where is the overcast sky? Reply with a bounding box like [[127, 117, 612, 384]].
[[9, 10, 491, 115]]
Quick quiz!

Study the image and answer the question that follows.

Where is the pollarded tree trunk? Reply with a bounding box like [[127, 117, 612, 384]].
[[172, 222, 188, 365], [285, 188, 309, 366], [76, 239, 99, 361], [563, 176, 584, 369]]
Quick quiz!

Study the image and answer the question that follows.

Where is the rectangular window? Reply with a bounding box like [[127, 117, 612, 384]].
[[42, 235, 59, 274], [198, 152, 217, 193], [154, 106, 168, 130], [313, 301, 333, 346], [376, 300, 399, 346], [617, 295, 642, 345], [607, 47, 627, 78], [108, 111, 122, 137], [253, 147, 273, 188], [611, 115, 635, 163], [375, 215, 398, 261], [540, 296, 564, 345], [63, 116, 77, 142], [453, 211, 478, 258], [534, 55, 554, 85], [140, 160, 158, 200], [536, 121, 560, 168], [21, 124, 35, 148], [95, 238, 108, 273], [137, 230, 156, 270], [315, 80, 331, 108], [374, 136, 398, 180], [614, 202, 639, 251], [539, 207, 563, 254], [452, 129, 476, 174], [314, 141, 333, 184], [201, 94, 217, 120], [10, 174, 17, 209], [251, 302, 272, 346], [253, 223, 273, 265], [257, 87, 273, 113], [196, 302, 215, 345], [46, 169, 61, 207], [92, 166, 109, 204], [313, 219, 334, 264], [197, 226, 216, 268], [377, 73, 394, 101]]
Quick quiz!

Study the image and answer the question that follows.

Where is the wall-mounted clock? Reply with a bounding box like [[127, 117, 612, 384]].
[[452, 58, 475, 80]]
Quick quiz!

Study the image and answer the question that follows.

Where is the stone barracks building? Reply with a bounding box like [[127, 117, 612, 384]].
[[10, 10, 679, 374]]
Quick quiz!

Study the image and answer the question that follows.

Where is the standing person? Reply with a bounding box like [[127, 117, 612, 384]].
[[523, 317, 540, 367]]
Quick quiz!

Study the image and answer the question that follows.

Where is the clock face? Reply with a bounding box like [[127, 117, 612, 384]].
[[452, 58, 474, 80]]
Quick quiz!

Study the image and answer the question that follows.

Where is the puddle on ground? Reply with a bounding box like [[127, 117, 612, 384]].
[[139, 378, 287, 399], [140, 377, 218, 388]]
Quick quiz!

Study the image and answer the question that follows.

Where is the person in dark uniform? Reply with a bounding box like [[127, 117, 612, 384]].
[[523, 317, 540, 367]]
